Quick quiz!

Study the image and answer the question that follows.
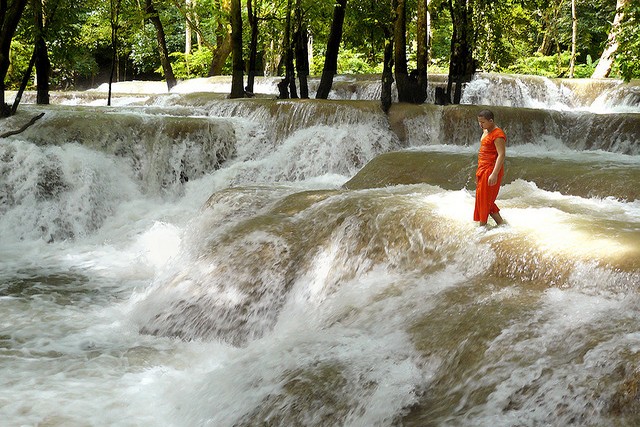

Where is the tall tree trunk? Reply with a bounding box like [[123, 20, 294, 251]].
[[316, 0, 347, 99], [284, 0, 297, 98], [592, 0, 627, 78], [209, 32, 232, 76], [246, 0, 258, 93], [208, 0, 230, 75], [569, 0, 577, 77], [145, 0, 177, 91], [108, 0, 121, 106], [415, 0, 429, 103], [185, 0, 192, 54], [229, 0, 244, 98], [0, 0, 30, 116], [381, 14, 394, 114], [393, 0, 412, 103], [33, 0, 49, 104], [446, 0, 474, 104], [294, 0, 309, 99], [11, 47, 35, 114]]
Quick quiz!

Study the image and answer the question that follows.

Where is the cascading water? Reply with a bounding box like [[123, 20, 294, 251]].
[[1, 74, 639, 426]]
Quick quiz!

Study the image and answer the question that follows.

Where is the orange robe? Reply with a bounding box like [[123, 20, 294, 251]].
[[474, 127, 506, 222]]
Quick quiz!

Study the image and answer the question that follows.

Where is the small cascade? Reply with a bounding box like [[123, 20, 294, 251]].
[[343, 151, 640, 201], [11, 107, 237, 194], [152, 96, 392, 143], [0, 139, 141, 242], [461, 73, 640, 112], [134, 177, 639, 346], [392, 103, 640, 155]]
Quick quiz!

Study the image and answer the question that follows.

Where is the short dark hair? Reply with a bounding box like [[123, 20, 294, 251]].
[[477, 109, 494, 120]]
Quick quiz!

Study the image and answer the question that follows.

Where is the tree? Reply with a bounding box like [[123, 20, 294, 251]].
[[283, 0, 297, 98], [12, 0, 58, 113], [229, 0, 244, 98], [393, 0, 411, 102], [316, 0, 347, 99], [569, 0, 577, 77], [33, 0, 49, 104], [145, 0, 176, 91], [415, 0, 429, 103], [209, 0, 233, 76], [294, 0, 309, 99], [108, 0, 122, 106], [0, 0, 30, 116], [614, 0, 639, 81], [246, 0, 259, 93], [381, 0, 394, 113], [446, 0, 474, 104], [592, 0, 627, 78], [536, 0, 565, 56]]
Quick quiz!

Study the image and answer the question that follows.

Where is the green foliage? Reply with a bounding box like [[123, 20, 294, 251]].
[[311, 49, 382, 75], [7, 40, 31, 90], [131, 24, 161, 74], [428, 6, 453, 72], [336, 49, 383, 74], [507, 51, 598, 78], [169, 48, 213, 79], [615, 1, 640, 81]]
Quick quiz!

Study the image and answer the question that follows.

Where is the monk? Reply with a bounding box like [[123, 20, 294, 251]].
[[474, 109, 506, 226]]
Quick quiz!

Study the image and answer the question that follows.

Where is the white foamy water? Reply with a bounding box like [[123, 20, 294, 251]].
[[1, 77, 640, 426]]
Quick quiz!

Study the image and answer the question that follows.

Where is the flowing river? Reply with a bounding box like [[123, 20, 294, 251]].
[[1, 74, 639, 426]]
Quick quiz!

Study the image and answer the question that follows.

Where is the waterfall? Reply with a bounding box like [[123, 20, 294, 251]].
[[1, 73, 639, 426]]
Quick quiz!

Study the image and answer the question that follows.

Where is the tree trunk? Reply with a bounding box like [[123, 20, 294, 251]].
[[381, 19, 394, 113], [11, 47, 35, 114], [145, 0, 177, 91], [0, 0, 30, 116], [194, 0, 201, 48], [33, 0, 49, 104], [592, 0, 627, 78], [284, 0, 297, 98], [316, 0, 347, 99], [108, 0, 121, 106], [394, 0, 413, 103], [446, 0, 474, 104], [569, 0, 577, 78], [208, 0, 231, 75], [246, 0, 259, 93], [185, 0, 192, 55], [209, 32, 232, 76], [294, 0, 309, 99], [229, 0, 244, 98], [415, 0, 429, 103]]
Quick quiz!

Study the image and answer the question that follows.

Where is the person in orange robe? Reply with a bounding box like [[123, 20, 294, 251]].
[[474, 109, 506, 226]]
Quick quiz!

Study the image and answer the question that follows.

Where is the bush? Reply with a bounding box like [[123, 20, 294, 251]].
[[507, 52, 597, 78], [168, 47, 213, 79], [311, 48, 382, 75]]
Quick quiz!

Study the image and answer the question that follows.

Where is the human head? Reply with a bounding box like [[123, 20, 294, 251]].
[[477, 109, 495, 130], [477, 109, 494, 121]]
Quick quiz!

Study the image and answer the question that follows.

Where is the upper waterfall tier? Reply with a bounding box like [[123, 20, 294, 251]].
[[8, 73, 639, 113]]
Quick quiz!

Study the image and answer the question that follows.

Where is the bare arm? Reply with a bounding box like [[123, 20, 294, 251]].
[[488, 137, 506, 186]]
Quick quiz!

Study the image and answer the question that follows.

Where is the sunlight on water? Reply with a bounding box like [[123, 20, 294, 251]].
[[507, 208, 633, 260]]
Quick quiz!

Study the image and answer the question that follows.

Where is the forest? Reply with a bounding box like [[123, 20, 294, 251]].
[[0, 0, 638, 116]]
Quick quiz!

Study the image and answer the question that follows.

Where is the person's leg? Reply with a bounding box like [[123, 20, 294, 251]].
[[490, 212, 504, 225]]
